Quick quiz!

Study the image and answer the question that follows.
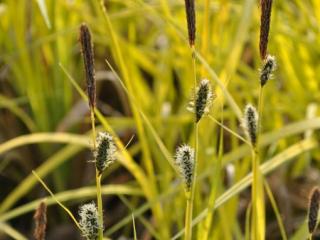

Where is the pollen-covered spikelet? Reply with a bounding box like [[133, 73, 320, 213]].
[[79, 202, 100, 240], [174, 144, 195, 192], [94, 132, 116, 175], [308, 187, 320, 234], [242, 104, 259, 147], [259, 0, 273, 60], [79, 23, 96, 109], [188, 79, 214, 123], [260, 55, 276, 87], [184, 0, 196, 47]]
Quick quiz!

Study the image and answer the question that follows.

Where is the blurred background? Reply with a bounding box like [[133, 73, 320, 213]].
[[0, 0, 320, 239]]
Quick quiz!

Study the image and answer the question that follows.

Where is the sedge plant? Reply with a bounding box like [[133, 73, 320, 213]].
[[80, 23, 117, 240], [182, 0, 197, 239], [183, 77, 213, 240], [245, 0, 276, 239]]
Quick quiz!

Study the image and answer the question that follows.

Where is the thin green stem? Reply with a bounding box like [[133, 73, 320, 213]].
[[32, 171, 82, 232], [90, 108, 103, 240], [251, 149, 260, 240], [208, 115, 250, 146], [185, 192, 193, 240], [264, 180, 287, 240], [245, 202, 252, 240], [185, 46, 198, 240], [132, 213, 138, 240], [251, 86, 265, 240], [90, 109, 96, 150], [96, 173, 104, 240], [201, 104, 224, 240], [257, 86, 264, 138], [185, 124, 198, 240]]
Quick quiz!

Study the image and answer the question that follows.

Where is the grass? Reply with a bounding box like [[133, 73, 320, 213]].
[[0, 0, 320, 239]]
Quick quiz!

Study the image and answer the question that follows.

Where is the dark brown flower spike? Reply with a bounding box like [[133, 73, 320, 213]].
[[33, 201, 47, 240], [184, 0, 196, 47], [308, 187, 320, 234], [80, 23, 96, 109], [259, 0, 273, 60]]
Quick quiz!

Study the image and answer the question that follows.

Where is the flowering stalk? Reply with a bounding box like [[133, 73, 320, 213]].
[[243, 104, 265, 240], [184, 77, 213, 240], [175, 145, 195, 240], [80, 23, 103, 240]]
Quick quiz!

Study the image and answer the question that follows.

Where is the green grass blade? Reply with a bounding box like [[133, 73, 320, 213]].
[[264, 180, 288, 240], [0, 144, 86, 213], [0, 133, 89, 156], [0, 185, 142, 222], [0, 95, 37, 132], [0, 222, 28, 240], [35, 0, 51, 29]]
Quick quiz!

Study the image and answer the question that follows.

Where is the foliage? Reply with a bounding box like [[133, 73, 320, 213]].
[[0, 0, 320, 239]]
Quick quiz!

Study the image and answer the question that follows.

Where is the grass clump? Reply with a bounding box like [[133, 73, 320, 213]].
[[0, 1, 319, 240]]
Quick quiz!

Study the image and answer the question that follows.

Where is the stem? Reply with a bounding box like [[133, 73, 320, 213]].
[[90, 108, 103, 240], [208, 115, 250, 145], [257, 86, 264, 137], [251, 86, 265, 240], [185, 124, 198, 240], [264, 180, 287, 240], [251, 148, 259, 240], [185, 192, 193, 240], [96, 172, 103, 240], [201, 104, 224, 240], [90, 110, 96, 150], [245, 203, 252, 240], [185, 46, 198, 240], [32, 171, 82, 232]]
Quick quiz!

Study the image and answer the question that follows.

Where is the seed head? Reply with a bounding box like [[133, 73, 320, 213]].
[[260, 55, 276, 87], [259, 0, 273, 60], [184, 0, 196, 47], [243, 104, 258, 146], [175, 144, 195, 192], [79, 202, 101, 240], [188, 79, 214, 123], [308, 187, 320, 234], [33, 201, 47, 240], [80, 23, 96, 109], [94, 132, 116, 174]]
